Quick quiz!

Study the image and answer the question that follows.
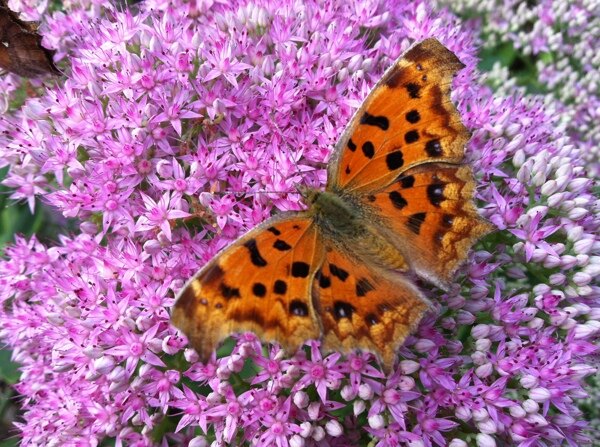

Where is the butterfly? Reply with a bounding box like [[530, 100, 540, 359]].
[[172, 38, 492, 371], [0, 0, 60, 77]]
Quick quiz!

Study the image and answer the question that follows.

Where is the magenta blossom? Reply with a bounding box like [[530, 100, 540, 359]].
[[0, 0, 598, 446]]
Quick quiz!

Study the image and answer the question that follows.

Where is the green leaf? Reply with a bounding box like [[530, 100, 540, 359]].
[[0, 438, 20, 447], [0, 350, 20, 384], [478, 41, 517, 71]]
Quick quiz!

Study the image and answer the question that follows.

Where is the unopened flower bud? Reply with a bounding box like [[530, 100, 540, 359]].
[[520, 374, 538, 389], [290, 435, 305, 447], [477, 417, 498, 434], [358, 383, 373, 400], [325, 420, 343, 437], [455, 406, 471, 421], [294, 391, 309, 409], [312, 426, 325, 441], [307, 402, 320, 420], [368, 414, 385, 429], [476, 433, 497, 447], [189, 436, 208, 447], [509, 405, 526, 418], [529, 387, 551, 402], [353, 399, 366, 416], [399, 360, 420, 374]]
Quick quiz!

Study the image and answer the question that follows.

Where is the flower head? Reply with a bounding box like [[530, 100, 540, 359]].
[[0, 0, 598, 445]]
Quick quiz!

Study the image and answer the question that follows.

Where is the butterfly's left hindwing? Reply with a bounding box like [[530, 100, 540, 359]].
[[314, 246, 429, 372], [367, 163, 492, 286], [172, 214, 325, 361]]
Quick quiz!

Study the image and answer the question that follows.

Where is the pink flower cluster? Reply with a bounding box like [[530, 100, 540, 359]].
[[0, 0, 597, 446], [442, 0, 600, 176]]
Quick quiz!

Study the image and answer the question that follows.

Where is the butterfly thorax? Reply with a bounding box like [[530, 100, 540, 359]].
[[302, 187, 409, 271], [303, 188, 357, 232]]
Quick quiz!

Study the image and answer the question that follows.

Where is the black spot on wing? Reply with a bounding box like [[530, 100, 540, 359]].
[[291, 262, 310, 278], [386, 151, 404, 170], [406, 110, 420, 123], [317, 270, 331, 289], [333, 301, 356, 320], [329, 264, 349, 282], [427, 183, 445, 207], [290, 299, 309, 317], [425, 139, 443, 157], [398, 175, 415, 188], [365, 313, 379, 326], [347, 139, 357, 152], [267, 226, 281, 236], [273, 279, 287, 295], [404, 130, 419, 144], [356, 278, 375, 297], [273, 239, 292, 251], [406, 82, 421, 98], [360, 112, 389, 131], [220, 283, 241, 299], [406, 212, 427, 235], [362, 141, 375, 159], [252, 282, 266, 297], [244, 239, 267, 267], [442, 214, 454, 227], [389, 191, 407, 209]]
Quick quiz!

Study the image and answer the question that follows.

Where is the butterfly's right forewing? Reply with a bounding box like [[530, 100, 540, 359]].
[[327, 38, 469, 193]]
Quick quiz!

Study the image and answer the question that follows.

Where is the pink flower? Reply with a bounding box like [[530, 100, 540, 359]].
[[294, 341, 344, 402], [135, 192, 190, 240], [0, 0, 598, 446]]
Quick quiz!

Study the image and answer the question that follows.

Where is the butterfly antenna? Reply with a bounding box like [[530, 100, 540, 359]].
[[173, 106, 301, 198], [363, 26, 379, 51]]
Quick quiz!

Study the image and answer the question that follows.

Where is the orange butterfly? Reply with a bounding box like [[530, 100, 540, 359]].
[[172, 38, 492, 371]]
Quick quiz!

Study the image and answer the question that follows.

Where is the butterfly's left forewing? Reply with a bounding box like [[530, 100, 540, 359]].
[[172, 214, 325, 361]]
